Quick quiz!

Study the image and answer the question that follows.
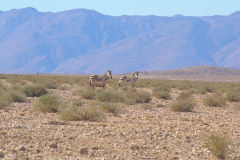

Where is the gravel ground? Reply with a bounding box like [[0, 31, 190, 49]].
[[0, 88, 240, 160]]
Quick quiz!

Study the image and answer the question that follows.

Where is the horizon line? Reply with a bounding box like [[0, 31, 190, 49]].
[[0, 7, 239, 17]]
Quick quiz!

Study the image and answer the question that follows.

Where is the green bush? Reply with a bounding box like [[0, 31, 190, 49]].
[[171, 98, 195, 112], [204, 94, 226, 107], [22, 85, 48, 97], [35, 94, 59, 113], [60, 106, 106, 121], [7, 91, 27, 103], [205, 134, 232, 159]]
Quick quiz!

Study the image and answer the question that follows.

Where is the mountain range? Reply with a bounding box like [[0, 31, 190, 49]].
[[0, 7, 240, 74]]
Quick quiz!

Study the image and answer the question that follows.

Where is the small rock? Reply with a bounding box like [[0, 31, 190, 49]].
[[163, 132, 169, 138], [80, 147, 88, 155], [0, 152, 5, 158], [36, 149, 41, 153], [12, 149, 17, 154], [130, 145, 140, 150], [49, 143, 58, 148], [19, 146, 26, 151]]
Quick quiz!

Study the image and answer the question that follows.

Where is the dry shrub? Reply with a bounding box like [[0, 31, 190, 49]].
[[226, 90, 240, 102], [35, 94, 60, 113], [125, 91, 152, 105], [100, 103, 119, 115], [178, 91, 192, 99], [205, 134, 232, 159], [78, 88, 96, 100], [173, 81, 193, 90], [0, 92, 10, 109], [204, 94, 226, 107], [96, 90, 125, 103], [22, 84, 48, 97], [7, 91, 27, 103], [153, 90, 171, 100], [58, 85, 70, 90], [60, 106, 106, 121], [73, 100, 84, 106], [153, 86, 171, 100], [171, 97, 195, 112]]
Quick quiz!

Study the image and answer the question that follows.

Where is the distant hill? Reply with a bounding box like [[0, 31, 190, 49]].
[[1, 8, 240, 73], [141, 66, 240, 82]]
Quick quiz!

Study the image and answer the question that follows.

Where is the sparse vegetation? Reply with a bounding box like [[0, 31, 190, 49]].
[[153, 90, 171, 99], [226, 90, 240, 102], [77, 88, 96, 99], [96, 90, 125, 103], [125, 91, 152, 104], [1, 73, 240, 159], [100, 103, 119, 115], [22, 84, 48, 97], [0, 92, 10, 109], [178, 91, 192, 99], [35, 94, 60, 113], [204, 94, 226, 107], [205, 134, 232, 159], [153, 86, 171, 99], [60, 106, 106, 121], [7, 91, 27, 103], [171, 97, 195, 112], [73, 99, 84, 106]]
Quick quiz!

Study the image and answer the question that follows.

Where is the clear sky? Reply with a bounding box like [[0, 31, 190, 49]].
[[0, 0, 240, 16]]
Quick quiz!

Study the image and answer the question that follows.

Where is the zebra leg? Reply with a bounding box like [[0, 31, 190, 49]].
[[89, 79, 93, 87], [102, 82, 105, 89], [119, 80, 123, 89]]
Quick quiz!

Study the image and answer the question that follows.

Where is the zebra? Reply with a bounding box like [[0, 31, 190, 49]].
[[119, 71, 139, 89], [89, 70, 112, 88]]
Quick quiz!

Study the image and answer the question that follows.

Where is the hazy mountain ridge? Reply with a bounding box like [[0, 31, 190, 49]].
[[1, 8, 240, 73], [141, 66, 240, 82]]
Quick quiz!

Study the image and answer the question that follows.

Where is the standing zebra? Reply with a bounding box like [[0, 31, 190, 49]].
[[119, 71, 139, 89], [89, 70, 112, 88]]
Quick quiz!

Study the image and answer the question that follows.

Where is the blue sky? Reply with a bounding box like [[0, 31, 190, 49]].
[[0, 0, 240, 16]]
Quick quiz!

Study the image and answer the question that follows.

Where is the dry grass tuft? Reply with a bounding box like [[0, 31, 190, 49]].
[[35, 94, 60, 113], [125, 91, 152, 104], [226, 90, 240, 102], [0, 94, 10, 109], [205, 134, 232, 159], [178, 91, 192, 99], [100, 103, 119, 115], [60, 106, 106, 121], [78, 88, 96, 100], [96, 90, 125, 103], [7, 91, 27, 103], [22, 84, 48, 97], [171, 97, 195, 112], [204, 94, 226, 107]]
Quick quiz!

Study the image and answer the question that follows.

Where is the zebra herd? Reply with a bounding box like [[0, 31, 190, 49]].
[[89, 70, 139, 89]]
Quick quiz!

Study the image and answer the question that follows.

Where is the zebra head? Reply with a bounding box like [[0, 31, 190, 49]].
[[106, 70, 113, 79], [133, 71, 139, 80]]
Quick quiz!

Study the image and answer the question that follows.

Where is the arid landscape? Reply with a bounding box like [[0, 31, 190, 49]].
[[0, 72, 240, 160]]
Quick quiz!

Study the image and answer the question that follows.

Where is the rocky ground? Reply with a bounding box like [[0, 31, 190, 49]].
[[0, 85, 240, 160]]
